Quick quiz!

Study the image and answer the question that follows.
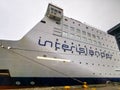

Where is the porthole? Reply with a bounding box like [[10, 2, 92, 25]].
[[43, 55, 47, 57], [64, 41, 66, 43], [86, 27, 88, 29], [40, 20, 46, 23], [56, 39, 58, 41], [30, 81, 35, 85], [71, 42, 74, 45], [16, 81, 21, 85], [65, 19, 68, 21]]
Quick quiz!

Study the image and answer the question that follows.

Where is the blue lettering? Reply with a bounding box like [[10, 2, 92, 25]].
[[101, 52, 105, 58], [55, 41, 60, 50], [38, 38, 113, 59], [95, 51, 100, 57], [84, 47, 88, 55], [38, 38, 53, 47], [89, 49, 94, 56], [76, 47, 85, 55], [106, 53, 112, 59], [62, 44, 70, 51]]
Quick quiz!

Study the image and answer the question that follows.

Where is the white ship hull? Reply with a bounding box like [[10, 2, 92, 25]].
[[0, 4, 120, 86]]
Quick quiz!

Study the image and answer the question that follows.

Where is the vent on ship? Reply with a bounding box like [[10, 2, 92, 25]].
[[0, 70, 10, 77]]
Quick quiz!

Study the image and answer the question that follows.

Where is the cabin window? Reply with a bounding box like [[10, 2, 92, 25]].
[[82, 31, 86, 35], [58, 11, 61, 14], [88, 39, 92, 43], [93, 40, 97, 44], [98, 41, 101, 46], [63, 24, 68, 29], [69, 33, 74, 38], [76, 35, 81, 40], [87, 32, 91, 37], [70, 27, 75, 31], [76, 29, 81, 33], [62, 32, 68, 37], [82, 37, 87, 41], [92, 34, 96, 39], [97, 36, 100, 40], [51, 7, 54, 13], [53, 30, 62, 36]]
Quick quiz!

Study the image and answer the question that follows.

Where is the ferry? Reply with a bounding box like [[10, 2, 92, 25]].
[[0, 3, 120, 86]]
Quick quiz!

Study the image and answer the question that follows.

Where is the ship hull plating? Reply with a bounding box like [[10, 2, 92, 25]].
[[0, 77, 120, 86]]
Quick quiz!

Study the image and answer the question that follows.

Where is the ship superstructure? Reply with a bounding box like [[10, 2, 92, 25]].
[[0, 4, 120, 86]]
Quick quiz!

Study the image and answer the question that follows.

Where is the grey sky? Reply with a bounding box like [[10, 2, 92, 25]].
[[0, 0, 120, 40]]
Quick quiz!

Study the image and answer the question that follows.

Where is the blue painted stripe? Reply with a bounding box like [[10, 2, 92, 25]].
[[0, 77, 120, 86]]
